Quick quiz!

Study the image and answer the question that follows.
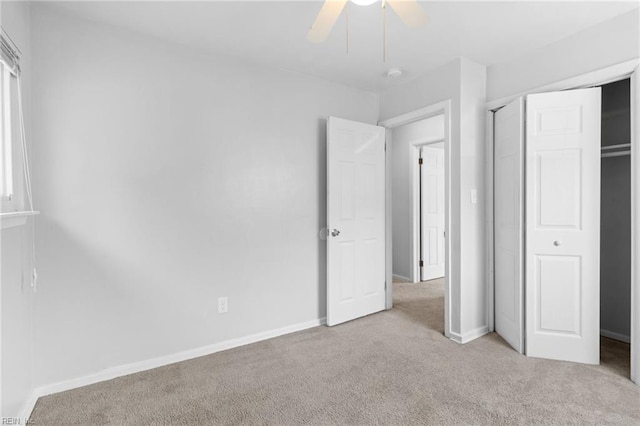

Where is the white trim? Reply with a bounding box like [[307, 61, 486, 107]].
[[0, 210, 38, 229], [449, 326, 489, 344], [379, 100, 452, 340], [631, 64, 639, 385], [379, 104, 446, 129], [486, 110, 495, 333], [487, 59, 640, 111], [392, 274, 411, 282], [21, 317, 326, 419], [601, 329, 631, 344], [462, 326, 490, 344], [385, 128, 393, 310], [410, 138, 445, 284], [18, 390, 39, 422], [449, 331, 463, 344]]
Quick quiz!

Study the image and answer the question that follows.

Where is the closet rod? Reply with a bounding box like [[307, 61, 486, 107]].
[[602, 151, 631, 158], [602, 143, 630, 151]]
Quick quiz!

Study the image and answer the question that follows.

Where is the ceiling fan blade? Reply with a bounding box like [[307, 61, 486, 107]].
[[386, 0, 428, 28], [307, 0, 349, 43]]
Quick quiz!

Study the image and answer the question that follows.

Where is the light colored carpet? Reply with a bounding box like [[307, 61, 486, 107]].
[[31, 279, 639, 425]]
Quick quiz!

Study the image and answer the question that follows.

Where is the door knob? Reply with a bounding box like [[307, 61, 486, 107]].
[[554, 240, 562, 246], [331, 229, 341, 237]]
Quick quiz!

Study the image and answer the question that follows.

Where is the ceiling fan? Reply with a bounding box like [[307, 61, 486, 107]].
[[307, 0, 428, 44]]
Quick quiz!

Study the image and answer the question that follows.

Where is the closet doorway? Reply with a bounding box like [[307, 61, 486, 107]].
[[600, 79, 631, 374], [492, 76, 634, 378]]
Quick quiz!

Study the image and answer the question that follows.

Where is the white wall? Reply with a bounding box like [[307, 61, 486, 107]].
[[487, 8, 640, 102], [459, 58, 487, 336], [29, 5, 379, 388], [380, 60, 461, 122], [382, 60, 461, 336], [0, 1, 36, 419], [391, 116, 444, 280], [381, 57, 488, 341]]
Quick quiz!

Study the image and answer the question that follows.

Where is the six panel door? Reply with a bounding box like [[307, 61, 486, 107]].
[[420, 145, 445, 282], [327, 116, 386, 326], [525, 88, 601, 364], [494, 97, 525, 354]]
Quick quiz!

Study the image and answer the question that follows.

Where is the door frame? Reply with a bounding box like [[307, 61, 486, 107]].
[[486, 58, 640, 384], [379, 100, 452, 338], [412, 139, 445, 283]]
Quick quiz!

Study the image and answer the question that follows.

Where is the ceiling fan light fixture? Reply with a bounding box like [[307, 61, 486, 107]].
[[351, 0, 378, 6]]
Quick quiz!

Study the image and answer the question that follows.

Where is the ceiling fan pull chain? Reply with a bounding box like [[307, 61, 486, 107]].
[[346, 1, 350, 54], [382, 0, 387, 62]]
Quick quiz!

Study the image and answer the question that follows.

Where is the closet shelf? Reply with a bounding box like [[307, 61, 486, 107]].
[[601, 143, 630, 151]]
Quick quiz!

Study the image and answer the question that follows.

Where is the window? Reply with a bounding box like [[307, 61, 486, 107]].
[[0, 28, 29, 215], [0, 60, 15, 211]]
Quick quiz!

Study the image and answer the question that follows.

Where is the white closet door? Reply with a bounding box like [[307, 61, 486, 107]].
[[494, 97, 525, 354], [420, 146, 445, 281], [525, 88, 601, 364], [327, 116, 386, 326]]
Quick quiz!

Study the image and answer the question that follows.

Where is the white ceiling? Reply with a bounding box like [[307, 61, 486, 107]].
[[45, 1, 639, 92]]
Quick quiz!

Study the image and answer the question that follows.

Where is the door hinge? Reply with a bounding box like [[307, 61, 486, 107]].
[[419, 260, 424, 267], [419, 158, 423, 165], [385, 281, 387, 290]]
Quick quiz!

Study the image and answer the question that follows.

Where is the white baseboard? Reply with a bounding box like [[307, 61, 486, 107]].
[[601, 328, 631, 343], [392, 274, 411, 282], [24, 317, 326, 419], [449, 325, 489, 344], [18, 390, 39, 422], [449, 331, 463, 344], [463, 325, 490, 343]]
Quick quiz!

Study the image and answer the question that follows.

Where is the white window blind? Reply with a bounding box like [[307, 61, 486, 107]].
[[0, 26, 38, 290], [0, 60, 13, 207], [0, 26, 33, 214], [0, 27, 20, 75]]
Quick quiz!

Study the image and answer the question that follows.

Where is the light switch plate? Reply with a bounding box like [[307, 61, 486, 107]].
[[218, 297, 228, 314]]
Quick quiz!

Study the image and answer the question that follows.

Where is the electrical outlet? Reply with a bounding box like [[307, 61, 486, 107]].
[[218, 297, 228, 314]]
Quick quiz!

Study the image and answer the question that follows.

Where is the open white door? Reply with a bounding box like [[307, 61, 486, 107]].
[[420, 146, 445, 281], [327, 116, 386, 326], [525, 88, 601, 364], [494, 97, 525, 354]]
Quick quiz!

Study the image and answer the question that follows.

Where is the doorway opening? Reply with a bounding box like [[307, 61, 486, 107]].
[[386, 112, 448, 334], [387, 114, 445, 285], [600, 78, 631, 378]]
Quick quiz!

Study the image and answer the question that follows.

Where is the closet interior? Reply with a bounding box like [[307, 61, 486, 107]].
[[600, 78, 631, 372]]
